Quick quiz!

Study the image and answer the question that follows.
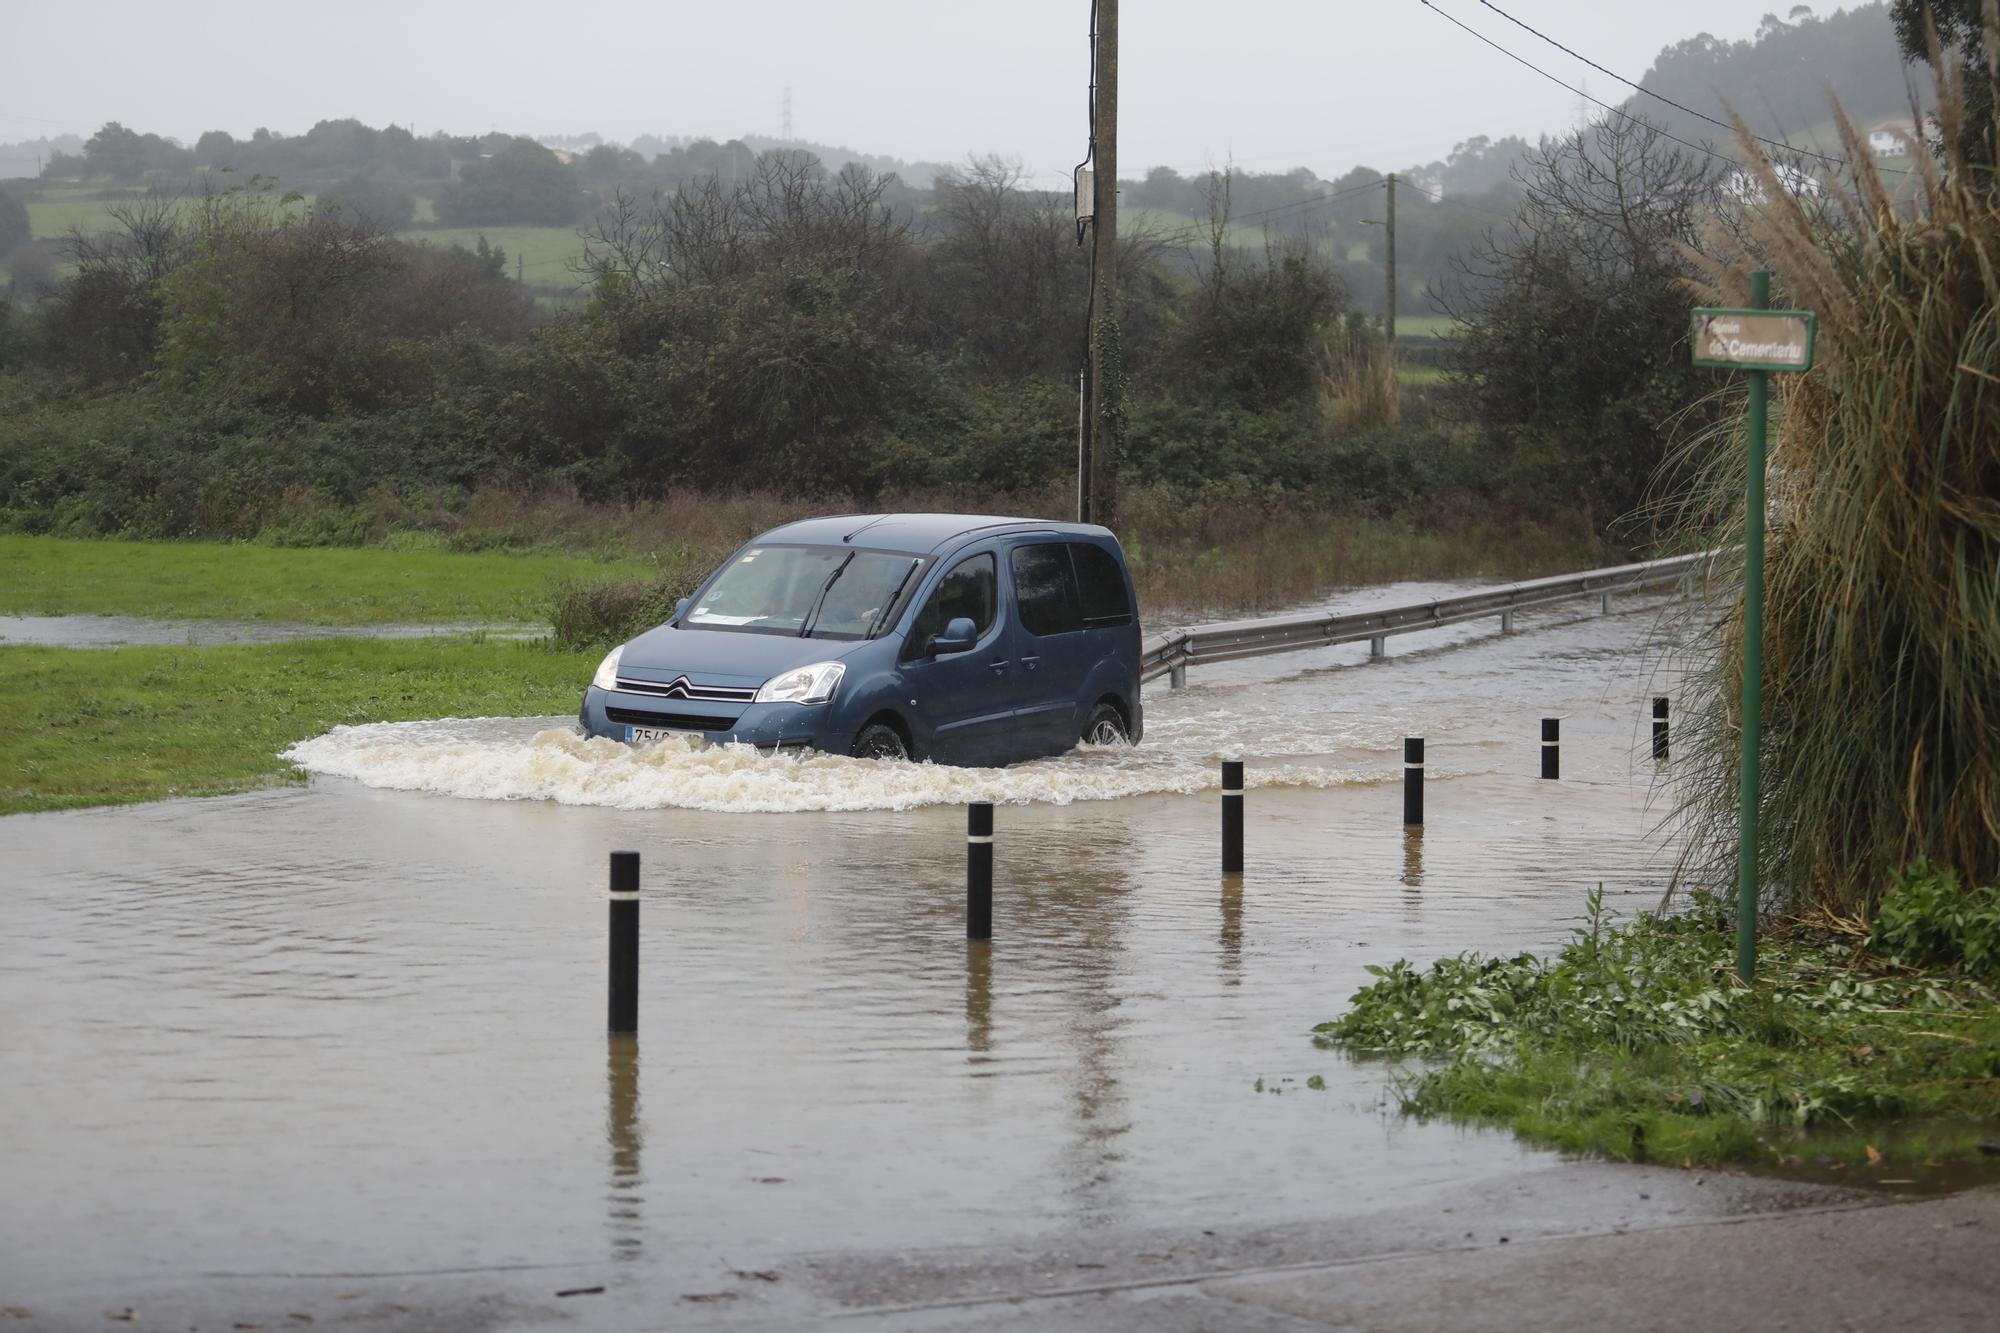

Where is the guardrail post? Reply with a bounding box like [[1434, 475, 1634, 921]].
[[1221, 760, 1245, 873], [1369, 635, 1386, 660], [1169, 661, 1186, 690], [608, 851, 640, 1035], [1541, 718, 1560, 780], [1403, 738, 1424, 827], [1500, 610, 1515, 634], [967, 803, 993, 940], [1652, 697, 1669, 760], [1600, 593, 1612, 614]]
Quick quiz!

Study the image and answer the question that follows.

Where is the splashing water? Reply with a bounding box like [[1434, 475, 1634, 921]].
[[280, 592, 1679, 814], [281, 712, 1365, 813]]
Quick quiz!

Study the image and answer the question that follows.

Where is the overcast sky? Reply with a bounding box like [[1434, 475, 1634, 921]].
[[5, 1, 1809, 182]]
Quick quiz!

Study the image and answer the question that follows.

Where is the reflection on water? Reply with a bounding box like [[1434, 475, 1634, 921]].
[[964, 943, 992, 1058], [0, 594, 1703, 1307], [606, 1036, 643, 1262], [1219, 875, 1244, 985]]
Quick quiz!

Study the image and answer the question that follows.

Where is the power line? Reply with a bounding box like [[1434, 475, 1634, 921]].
[[1417, 1, 1757, 174], [1470, 0, 1901, 176]]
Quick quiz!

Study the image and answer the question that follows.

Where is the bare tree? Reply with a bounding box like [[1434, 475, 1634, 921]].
[[577, 151, 908, 301]]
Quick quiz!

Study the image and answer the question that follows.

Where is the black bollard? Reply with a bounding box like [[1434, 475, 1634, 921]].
[[1403, 738, 1424, 827], [608, 850, 640, 1035], [1221, 760, 1245, 873], [1652, 697, 1670, 760], [1541, 718, 1560, 780], [966, 802, 993, 940]]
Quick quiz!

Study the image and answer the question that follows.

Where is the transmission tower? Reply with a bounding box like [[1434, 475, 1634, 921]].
[[782, 87, 793, 141]]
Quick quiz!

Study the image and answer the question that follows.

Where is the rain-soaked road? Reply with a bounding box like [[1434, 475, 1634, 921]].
[[1, 587, 1721, 1327]]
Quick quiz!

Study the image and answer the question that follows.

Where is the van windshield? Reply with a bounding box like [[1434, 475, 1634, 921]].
[[681, 545, 927, 639]]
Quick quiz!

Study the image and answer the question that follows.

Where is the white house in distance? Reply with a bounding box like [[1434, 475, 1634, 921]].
[[1869, 119, 1919, 157], [1724, 163, 1826, 205]]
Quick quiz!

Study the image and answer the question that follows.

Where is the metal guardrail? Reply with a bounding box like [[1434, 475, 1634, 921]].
[[1141, 550, 1721, 687]]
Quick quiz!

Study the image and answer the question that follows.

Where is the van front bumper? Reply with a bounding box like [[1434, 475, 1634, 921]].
[[578, 685, 852, 754]]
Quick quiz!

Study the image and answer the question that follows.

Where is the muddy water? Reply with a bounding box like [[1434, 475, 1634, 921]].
[[0, 614, 537, 648], [0, 594, 1691, 1309]]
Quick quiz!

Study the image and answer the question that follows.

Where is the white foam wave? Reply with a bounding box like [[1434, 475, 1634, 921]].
[[281, 716, 1358, 813]]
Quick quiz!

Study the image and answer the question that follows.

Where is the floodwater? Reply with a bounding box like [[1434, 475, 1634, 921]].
[[0, 589, 1698, 1321], [0, 613, 536, 648]]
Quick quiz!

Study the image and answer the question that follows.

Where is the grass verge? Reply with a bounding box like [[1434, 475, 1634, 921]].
[[1314, 884, 2000, 1168], [0, 535, 675, 625], [0, 637, 593, 814]]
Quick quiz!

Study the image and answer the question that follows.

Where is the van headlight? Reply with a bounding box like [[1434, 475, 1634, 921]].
[[592, 644, 625, 691], [755, 661, 845, 705]]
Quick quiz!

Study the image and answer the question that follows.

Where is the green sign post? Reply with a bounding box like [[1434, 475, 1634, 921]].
[[1691, 272, 1816, 983]]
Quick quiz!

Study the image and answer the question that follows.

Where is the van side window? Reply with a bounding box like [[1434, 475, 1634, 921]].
[[905, 552, 997, 657], [1067, 542, 1133, 627], [1011, 544, 1082, 637]]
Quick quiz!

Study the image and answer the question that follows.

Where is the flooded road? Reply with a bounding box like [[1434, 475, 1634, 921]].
[[0, 613, 536, 648], [0, 591, 1698, 1324]]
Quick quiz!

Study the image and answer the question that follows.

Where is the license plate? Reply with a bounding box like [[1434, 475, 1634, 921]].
[[625, 724, 701, 744]]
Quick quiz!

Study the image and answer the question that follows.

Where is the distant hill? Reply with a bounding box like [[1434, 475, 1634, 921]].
[[736, 136, 951, 188], [1627, 4, 1925, 155]]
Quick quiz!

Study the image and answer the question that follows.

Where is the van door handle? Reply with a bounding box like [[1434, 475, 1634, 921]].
[[988, 659, 1010, 675], [1020, 654, 1040, 671]]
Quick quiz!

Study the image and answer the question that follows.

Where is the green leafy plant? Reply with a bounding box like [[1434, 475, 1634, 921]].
[[1316, 886, 2000, 1165], [1870, 861, 2000, 981]]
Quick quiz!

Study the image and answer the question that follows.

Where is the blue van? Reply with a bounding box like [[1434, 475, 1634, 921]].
[[577, 514, 1143, 766]]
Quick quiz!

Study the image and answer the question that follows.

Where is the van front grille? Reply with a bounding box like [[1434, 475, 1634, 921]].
[[605, 706, 743, 732], [615, 675, 757, 702]]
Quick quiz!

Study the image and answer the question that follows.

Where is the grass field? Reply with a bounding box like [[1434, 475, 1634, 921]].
[[24, 189, 134, 238], [401, 224, 590, 285], [1395, 314, 1453, 338], [0, 535, 673, 625], [0, 637, 594, 814], [19, 185, 589, 287]]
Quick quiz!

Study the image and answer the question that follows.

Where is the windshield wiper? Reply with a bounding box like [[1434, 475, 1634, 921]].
[[798, 553, 856, 638], [865, 558, 922, 639]]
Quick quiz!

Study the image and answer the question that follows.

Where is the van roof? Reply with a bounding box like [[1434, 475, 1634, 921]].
[[754, 513, 1115, 556]]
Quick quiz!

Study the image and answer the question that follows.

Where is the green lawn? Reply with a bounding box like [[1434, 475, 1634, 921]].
[[400, 224, 589, 285], [1396, 314, 1454, 338], [22, 185, 585, 288], [0, 535, 666, 625], [26, 190, 126, 239], [0, 637, 594, 814]]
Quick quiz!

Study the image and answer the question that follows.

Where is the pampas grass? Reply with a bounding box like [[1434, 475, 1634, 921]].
[[1665, 5, 2000, 917]]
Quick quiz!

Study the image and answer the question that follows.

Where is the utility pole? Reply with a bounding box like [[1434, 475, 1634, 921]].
[[1086, 0, 1120, 527], [1384, 172, 1397, 347]]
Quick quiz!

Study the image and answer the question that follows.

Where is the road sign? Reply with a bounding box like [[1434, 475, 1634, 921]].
[[1692, 278, 1817, 985], [1691, 308, 1816, 372]]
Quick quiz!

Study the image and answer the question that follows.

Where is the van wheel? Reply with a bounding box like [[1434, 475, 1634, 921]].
[[1082, 703, 1129, 746], [853, 722, 910, 761]]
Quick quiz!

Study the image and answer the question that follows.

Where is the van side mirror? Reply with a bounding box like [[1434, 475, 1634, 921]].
[[673, 597, 691, 621], [926, 616, 977, 656]]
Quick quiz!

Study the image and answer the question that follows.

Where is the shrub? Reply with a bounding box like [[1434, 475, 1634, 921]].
[[547, 566, 709, 650], [1869, 862, 2000, 981], [1170, 243, 1344, 408]]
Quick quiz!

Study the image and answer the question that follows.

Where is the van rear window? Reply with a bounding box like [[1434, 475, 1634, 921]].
[[1068, 542, 1133, 627], [1012, 545, 1082, 637]]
